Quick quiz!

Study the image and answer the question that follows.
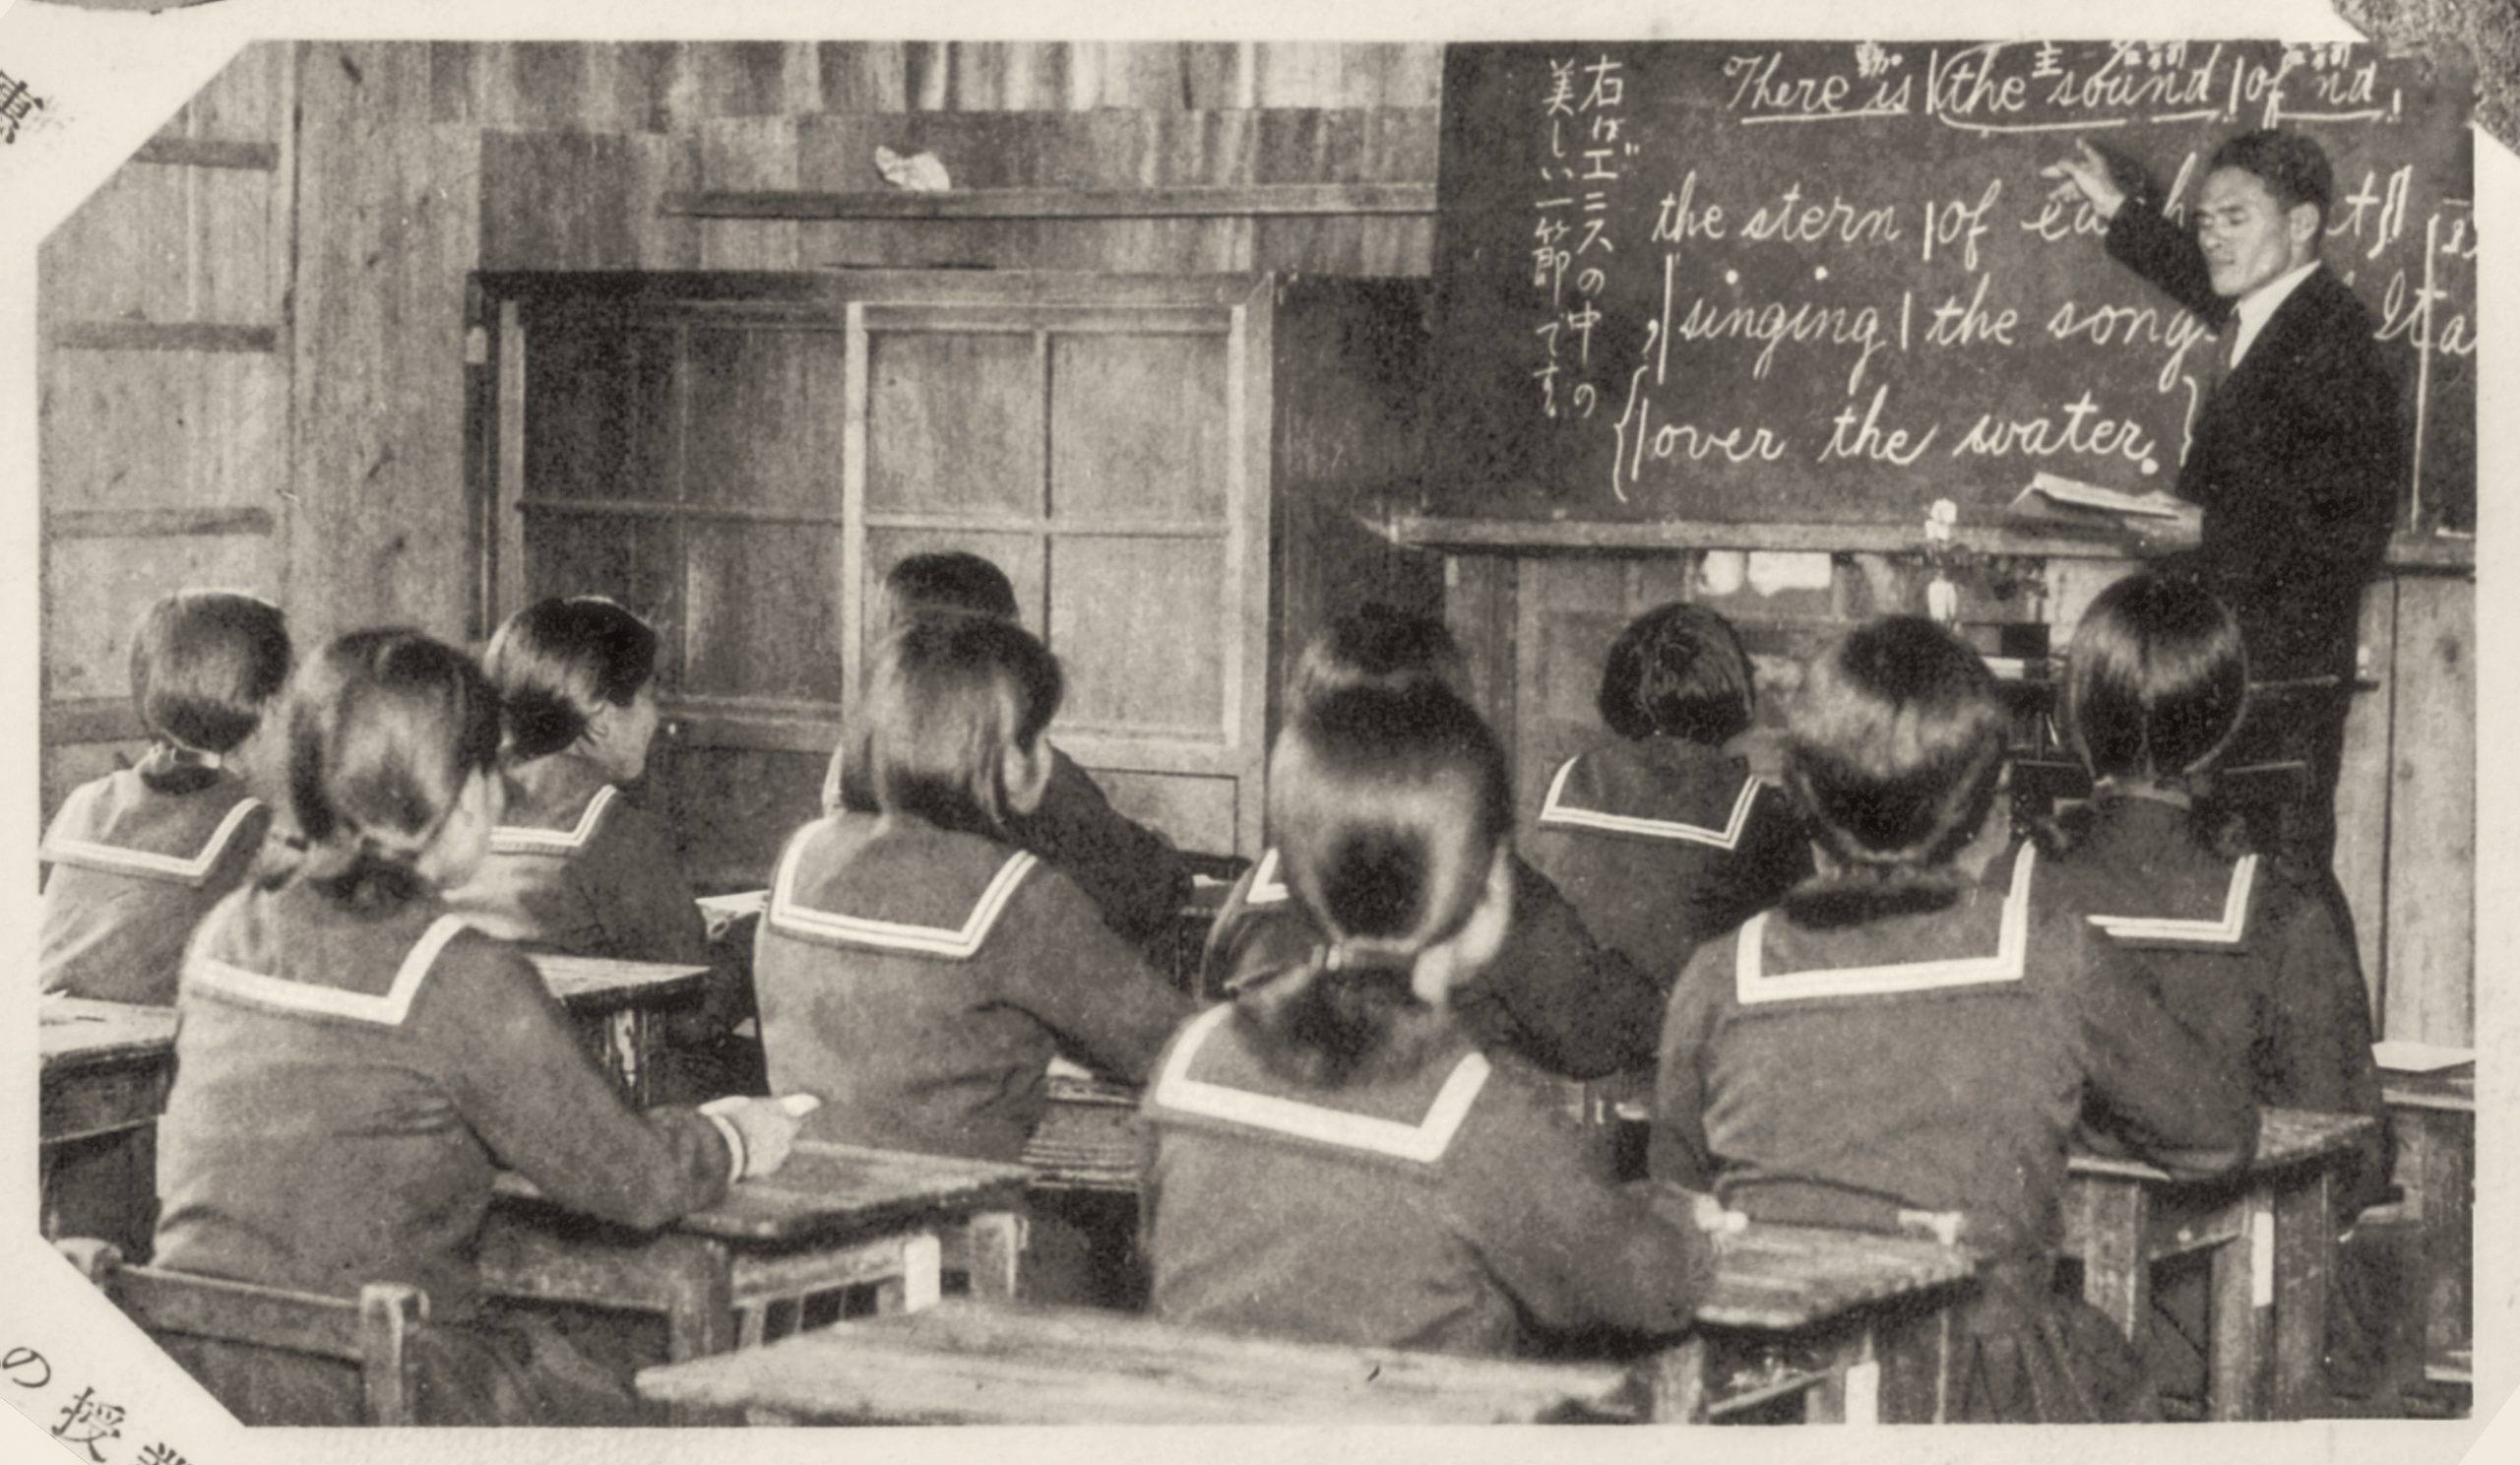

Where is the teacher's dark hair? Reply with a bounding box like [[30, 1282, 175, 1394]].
[[2210, 129, 2334, 228]]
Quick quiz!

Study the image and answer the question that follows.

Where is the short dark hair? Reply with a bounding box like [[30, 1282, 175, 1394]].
[[2064, 572, 2248, 784], [285, 629, 502, 911], [884, 551, 1020, 624], [483, 597, 660, 760], [129, 591, 292, 754], [1596, 602, 1755, 745], [1241, 682, 1511, 1086], [2209, 129, 2334, 228], [1783, 617, 2006, 923], [1290, 604, 1470, 712], [839, 613, 1063, 840]]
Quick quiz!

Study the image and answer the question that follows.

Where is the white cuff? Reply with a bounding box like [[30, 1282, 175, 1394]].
[[701, 1109, 747, 1183]]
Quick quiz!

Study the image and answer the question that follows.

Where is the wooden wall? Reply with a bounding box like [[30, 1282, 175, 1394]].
[[34, 38, 2474, 1043]]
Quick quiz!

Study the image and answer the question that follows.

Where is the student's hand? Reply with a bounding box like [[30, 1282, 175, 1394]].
[[712, 1094, 813, 1178], [1631, 1178, 1747, 1241], [2040, 139, 2126, 221]]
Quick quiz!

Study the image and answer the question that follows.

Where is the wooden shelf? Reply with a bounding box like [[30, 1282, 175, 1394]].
[[662, 183, 1436, 223]]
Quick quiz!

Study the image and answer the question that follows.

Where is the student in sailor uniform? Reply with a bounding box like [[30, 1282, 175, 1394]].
[[2033, 573, 2389, 1399], [1144, 681, 1717, 1358], [1201, 605, 1666, 1082], [40, 591, 289, 1006], [1652, 616, 2259, 1423], [827, 549, 1190, 948], [763, 613, 1192, 1304], [445, 597, 760, 1101], [154, 629, 806, 1426], [1525, 601, 1811, 985]]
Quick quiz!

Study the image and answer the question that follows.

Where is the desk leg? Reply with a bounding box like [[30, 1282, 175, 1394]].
[[961, 1209, 1025, 1302], [2273, 1170, 2334, 1419], [2419, 1112, 2474, 1364], [2078, 1178, 2151, 1342], [1641, 1337, 1710, 1423], [1803, 1329, 1881, 1426], [658, 1237, 737, 1363], [1868, 1301, 1955, 1424], [2207, 1192, 2273, 1421]]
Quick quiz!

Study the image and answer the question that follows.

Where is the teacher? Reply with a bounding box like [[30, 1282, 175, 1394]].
[[2044, 129, 2404, 881]]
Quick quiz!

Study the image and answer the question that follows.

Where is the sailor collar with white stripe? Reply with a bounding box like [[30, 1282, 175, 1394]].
[[1147, 1004, 1490, 1166], [187, 913, 472, 1028], [766, 821, 1040, 960], [1245, 848, 1291, 907], [1536, 753, 1762, 851], [2085, 855, 2260, 950], [1734, 843, 2036, 1004], [489, 783, 618, 856], [40, 781, 266, 888]]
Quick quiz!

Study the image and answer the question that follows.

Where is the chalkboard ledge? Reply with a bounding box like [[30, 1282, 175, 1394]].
[[1383, 516, 2472, 574]]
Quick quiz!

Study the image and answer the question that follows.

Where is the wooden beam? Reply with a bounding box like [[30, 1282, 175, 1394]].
[[662, 182, 1436, 222], [132, 137, 281, 171], [46, 507, 277, 540], [50, 322, 279, 354], [1386, 515, 2478, 571]]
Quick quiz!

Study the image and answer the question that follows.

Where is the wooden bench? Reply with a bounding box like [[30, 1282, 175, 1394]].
[[57, 1238, 429, 1426]]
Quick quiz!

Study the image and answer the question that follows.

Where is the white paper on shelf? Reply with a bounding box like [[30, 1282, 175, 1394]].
[[2371, 1040, 2477, 1072], [2011, 471, 2188, 519]]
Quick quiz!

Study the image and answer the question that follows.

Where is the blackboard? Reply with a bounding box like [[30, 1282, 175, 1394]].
[[1428, 40, 2475, 535]]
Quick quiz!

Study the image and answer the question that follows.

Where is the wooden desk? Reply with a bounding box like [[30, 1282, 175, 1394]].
[[2378, 1057, 2474, 1378], [530, 953, 710, 1107], [476, 1140, 1033, 1362], [1652, 1224, 1978, 1424], [2062, 1107, 2378, 1421], [635, 1224, 1977, 1426], [38, 998, 180, 1256]]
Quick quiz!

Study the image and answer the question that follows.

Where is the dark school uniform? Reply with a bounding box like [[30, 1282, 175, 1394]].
[[1141, 1000, 1714, 1358], [824, 742, 1191, 948], [1525, 735, 1812, 984], [154, 880, 738, 1426], [446, 752, 756, 1099], [1200, 847, 1666, 1081], [1653, 842, 2259, 1422], [753, 808, 1192, 1164], [2033, 796, 2390, 1218], [38, 748, 271, 1005]]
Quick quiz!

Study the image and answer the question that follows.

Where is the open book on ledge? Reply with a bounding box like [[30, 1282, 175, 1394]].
[[2009, 472, 2192, 521]]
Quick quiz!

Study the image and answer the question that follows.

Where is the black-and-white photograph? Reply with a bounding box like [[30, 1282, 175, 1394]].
[[4, 0, 2504, 1459]]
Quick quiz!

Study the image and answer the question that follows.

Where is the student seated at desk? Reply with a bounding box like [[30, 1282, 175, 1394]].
[[446, 597, 759, 1101], [40, 591, 289, 1005], [1652, 616, 2258, 1423], [1525, 602, 1811, 985], [154, 629, 804, 1426], [1203, 605, 1666, 1081], [2033, 573, 2391, 1398], [828, 549, 1190, 947], [762, 614, 1191, 1302], [1145, 681, 1716, 1357]]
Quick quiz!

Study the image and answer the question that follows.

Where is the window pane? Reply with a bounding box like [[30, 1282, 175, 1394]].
[[524, 314, 674, 503], [1049, 331, 1228, 521], [684, 523, 845, 704], [1047, 536, 1227, 739], [866, 330, 1041, 517], [684, 325, 849, 514]]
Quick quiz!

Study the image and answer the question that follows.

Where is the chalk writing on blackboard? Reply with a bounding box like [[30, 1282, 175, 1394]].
[[1432, 39, 2476, 533]]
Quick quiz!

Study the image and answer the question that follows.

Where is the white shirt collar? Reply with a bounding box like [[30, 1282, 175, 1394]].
[[2227, 260, 2320, 370]]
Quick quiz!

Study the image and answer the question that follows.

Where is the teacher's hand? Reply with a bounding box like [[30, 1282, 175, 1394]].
[[2040, 139, 2126, 221]]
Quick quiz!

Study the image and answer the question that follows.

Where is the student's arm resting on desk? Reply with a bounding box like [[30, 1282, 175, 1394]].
[[1644, 939, 1728, 1194], [998, 863, 1197, 1085], [2063, 919, 2259, 1179], [424, 929, 736, 1228], [1452, 1065, 1714, 1338]]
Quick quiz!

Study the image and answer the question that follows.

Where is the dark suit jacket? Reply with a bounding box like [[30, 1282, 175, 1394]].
[[2107, 203, 2405, 680]]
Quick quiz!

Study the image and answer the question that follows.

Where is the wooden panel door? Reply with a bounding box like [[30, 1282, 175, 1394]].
[[846, 289, 1270, 857]]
